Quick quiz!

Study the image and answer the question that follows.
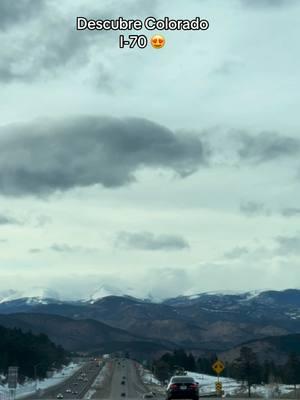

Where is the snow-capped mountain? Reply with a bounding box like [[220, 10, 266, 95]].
[[0, 287, 60, 305], [162, 289, 300, 308], [0, 288, 299, 354], [0, 288, 299, 357], [86, 284, 136, 304], [0, 286, 300, 311], [86, 285, 162, 304], [0, 285, 162, 306], [0, 289, 19, 303]]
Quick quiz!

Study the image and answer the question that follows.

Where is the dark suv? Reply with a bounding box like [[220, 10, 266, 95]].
[[166, 376, 199, 400]]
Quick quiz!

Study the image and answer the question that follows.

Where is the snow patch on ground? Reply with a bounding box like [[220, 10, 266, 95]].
[[187, 371, 297, 398], [0, 363, 81, 399], [187, 372, 239, 395], [286, 312, 300, 320], [142, 371, 161, 386]]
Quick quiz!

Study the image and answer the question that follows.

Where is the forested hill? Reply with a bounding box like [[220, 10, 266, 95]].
[[0, 325, 69, 380]]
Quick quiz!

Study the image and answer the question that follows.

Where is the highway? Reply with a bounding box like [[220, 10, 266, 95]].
[[27, 358, 162, 400], [28, 360, 101, 399], [28, 358, 235, 400], [91, 358, 160, 400]]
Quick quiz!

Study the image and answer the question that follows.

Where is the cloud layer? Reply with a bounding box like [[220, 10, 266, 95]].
[[237, 132, 300, 163], [116, 231, 189, 251], [0, 116, 208, 195], [276, 234, 300, 256], [240, 201, 271, 217], [240, 0, 295, 8], [2, 115, 300, 198], [0, 214, 20, 225], [0, 0, 46, 31]]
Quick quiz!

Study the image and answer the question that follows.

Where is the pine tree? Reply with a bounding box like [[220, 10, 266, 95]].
[[187, 353, 196, 372], [0, 326, 69, 380], [284, 352, 300, 392], [233, 347, 261, 397], [153, 360, 170, 382]]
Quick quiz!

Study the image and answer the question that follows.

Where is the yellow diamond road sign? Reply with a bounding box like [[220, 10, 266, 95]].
[[212, 360, 225, 374]]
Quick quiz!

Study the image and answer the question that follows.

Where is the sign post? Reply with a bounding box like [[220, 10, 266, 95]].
[[212, 360, 224, 397], [8, 367, 18, 400]]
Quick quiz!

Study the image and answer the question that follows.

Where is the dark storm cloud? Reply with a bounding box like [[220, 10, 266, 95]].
[[281, 208, 300, 217], [0, 0, 46, 31], [0, 116, 208, 196], [116, 231, 190, 251], [0, 214, 21, 225], [240, 201, 271, 217], [275, 234, 300, 255], [237, 132, 300, 163], [224, 246, 249, 259]]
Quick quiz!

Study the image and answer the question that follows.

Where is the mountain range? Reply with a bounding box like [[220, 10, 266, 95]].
[[0, 287, 299, 361]]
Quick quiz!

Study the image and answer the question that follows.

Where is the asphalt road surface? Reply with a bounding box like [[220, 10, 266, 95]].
[[28, 360, 101, 399], [92, 358, 158, 400]]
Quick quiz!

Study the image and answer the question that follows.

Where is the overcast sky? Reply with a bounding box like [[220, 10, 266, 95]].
[[0, 0, 299, 301]]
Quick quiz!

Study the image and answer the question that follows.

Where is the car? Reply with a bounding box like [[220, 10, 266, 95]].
[[72, 391, 78, 395], [56, 394, 64, 399], [65, 389, 71, 393], [166, 376, 199, 400], [121, 381, 125, 385], [121, 393, 126, 397]]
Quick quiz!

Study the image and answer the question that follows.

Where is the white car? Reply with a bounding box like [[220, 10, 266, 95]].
[[56, 394, 64, 399], [65, 389, 71, 393]]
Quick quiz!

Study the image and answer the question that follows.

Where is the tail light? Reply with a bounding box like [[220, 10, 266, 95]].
[[190, 384, 198, 390], [170, 384, 178, 389]]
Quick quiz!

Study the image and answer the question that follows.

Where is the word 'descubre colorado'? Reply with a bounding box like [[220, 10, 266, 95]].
[[76, 17, 209, 32]]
